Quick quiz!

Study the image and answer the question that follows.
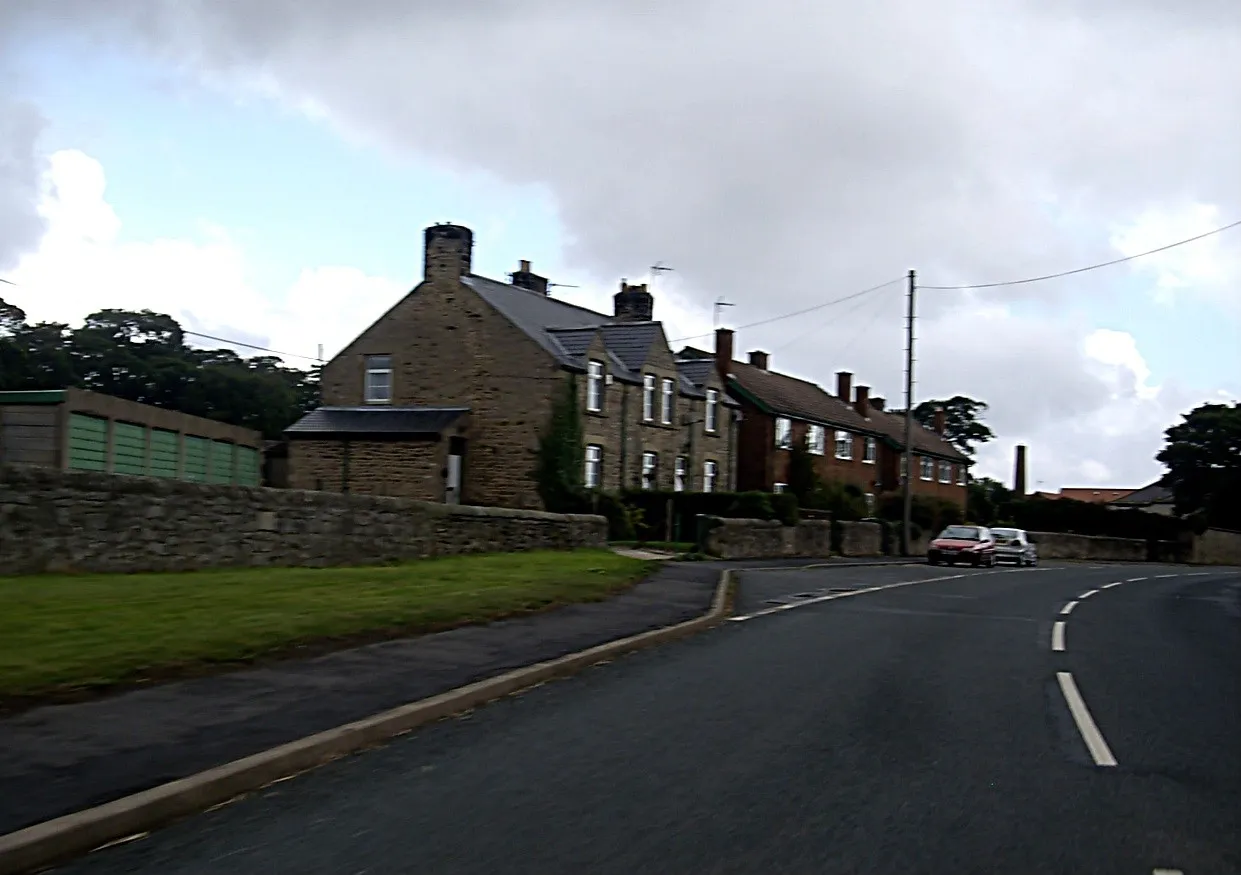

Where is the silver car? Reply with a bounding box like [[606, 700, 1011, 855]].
[[991, 527, 1038, 566]]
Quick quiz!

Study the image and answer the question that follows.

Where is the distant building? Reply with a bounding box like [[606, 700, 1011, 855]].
[[1035, 487, 1138, 504], [1108, 481, 1177, 516], [0, 388, 263, 485]]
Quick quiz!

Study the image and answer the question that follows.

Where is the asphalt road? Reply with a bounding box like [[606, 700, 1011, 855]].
[[57, 562, 1241, 875]]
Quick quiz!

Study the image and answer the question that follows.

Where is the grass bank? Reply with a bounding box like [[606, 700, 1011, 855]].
[[0, 549, 652, 703]]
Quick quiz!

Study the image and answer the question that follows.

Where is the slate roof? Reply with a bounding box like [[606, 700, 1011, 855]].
[[1057, 487, 1137, 504], [1110, 481, 1175, 506], [869, 411, 970, 462], [285, 407, 469, 437]]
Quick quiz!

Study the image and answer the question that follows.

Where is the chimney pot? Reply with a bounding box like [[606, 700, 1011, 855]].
[[870, 397, 886, 411], [714, 328, 735, 381], [748, 350, 769, 370], [519, 259, 531, 273], [853, 385, 870, 418], [933, 407, 947, 435], [613, 280, 653, 321], [511, 259, 549, 295], [836, 371, 853, 404]]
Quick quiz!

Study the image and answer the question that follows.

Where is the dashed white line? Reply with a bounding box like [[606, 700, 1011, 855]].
[[1051, 621, 1066, 651], [1187, 572, 1210, 577], [1126, 577, 1147, 583], [1152, 869, 1184, 874], [1078, 589, 1099, 599], [1060, 601, 1078, 615], [1102, 581, 1124, 589], [1056, 671, 1117, 767], [1154, 574, 1177, 579]]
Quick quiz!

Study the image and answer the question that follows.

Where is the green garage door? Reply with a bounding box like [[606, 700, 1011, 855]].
[[183, 436, 209, 482], [112, 422, 147, 476], [235, 446, 261, 486], [208, 441, 234, 484], [149, 429, 179, 478], [68, 414, 108, 472]]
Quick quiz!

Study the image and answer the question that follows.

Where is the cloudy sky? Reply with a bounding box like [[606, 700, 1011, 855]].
[[1, 0, 1238, 490]]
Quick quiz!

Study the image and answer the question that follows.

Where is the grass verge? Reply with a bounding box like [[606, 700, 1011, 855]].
[[0, 550, 653, 706]]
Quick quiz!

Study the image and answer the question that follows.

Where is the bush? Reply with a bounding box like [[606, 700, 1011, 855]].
[[1005, 495, 1186, 540], [729, 491, 774, 521], [612, 489, 801, 543], [770, 492, 800, 526], [877, 494, 962, 534]]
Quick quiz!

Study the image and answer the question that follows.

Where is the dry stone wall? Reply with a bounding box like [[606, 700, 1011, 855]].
[[702, 517, 832, 560], [0, 466, 607, 575]]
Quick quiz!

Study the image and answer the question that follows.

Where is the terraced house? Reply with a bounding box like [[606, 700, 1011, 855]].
[[286, 224, 738, 509], [680, 328, 969, 511]]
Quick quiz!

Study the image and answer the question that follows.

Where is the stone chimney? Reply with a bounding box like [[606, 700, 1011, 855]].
[[613, 279, 654, 322], [1014, 444, 1028, 495], [853, 385, 870, 418], [748, 350, 769, 370], [423, 223, 473, 281], [510, 259, 549, 295], [836, 371, 852, 404], [714, 328, 734, 381], [933, 407, 947, 435], [870, 397, 886, 411]]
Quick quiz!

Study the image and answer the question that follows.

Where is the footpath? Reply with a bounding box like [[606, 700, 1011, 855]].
[[0, 554, 914, 838]]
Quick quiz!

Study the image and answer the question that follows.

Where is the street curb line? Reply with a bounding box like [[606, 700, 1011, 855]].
[[0, 571, 736, 875]]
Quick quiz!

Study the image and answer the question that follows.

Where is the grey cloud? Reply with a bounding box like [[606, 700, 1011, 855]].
[[0, 97, 48, 271], [3, 0, 1237, 484]]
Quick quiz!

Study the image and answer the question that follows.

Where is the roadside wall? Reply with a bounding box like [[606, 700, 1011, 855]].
[[0, 466, 608, 575], [839, 521, 882, 557], [1190, 528, 1241, 566], [703, 517, 832, 560], [1030, 531, 1146, 562]]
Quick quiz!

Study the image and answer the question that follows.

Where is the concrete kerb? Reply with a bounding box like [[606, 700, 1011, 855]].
[[0, 571, 736, 875]]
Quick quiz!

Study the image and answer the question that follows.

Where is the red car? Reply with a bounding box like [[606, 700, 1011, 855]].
[[927, 525, 997, 567]]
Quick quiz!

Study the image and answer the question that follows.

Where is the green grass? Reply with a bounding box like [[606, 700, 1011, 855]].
[[0, 550, 652, 701]]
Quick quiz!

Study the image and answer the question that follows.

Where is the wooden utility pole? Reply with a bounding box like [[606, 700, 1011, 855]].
[[901, 269, 916, 556]]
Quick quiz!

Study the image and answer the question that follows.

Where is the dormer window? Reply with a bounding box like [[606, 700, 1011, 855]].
[[365, 355, 392, 404]]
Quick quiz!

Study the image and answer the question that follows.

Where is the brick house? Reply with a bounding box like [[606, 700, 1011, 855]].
[[683, 327, 970, 511], [286, 224, 738, 508]]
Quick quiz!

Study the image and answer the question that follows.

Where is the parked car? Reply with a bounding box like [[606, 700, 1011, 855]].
[[928, 525, 997, 567], [990, 527, 1038, 566]]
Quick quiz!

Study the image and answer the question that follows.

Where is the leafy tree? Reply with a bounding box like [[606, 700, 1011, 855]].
[[0, 302, 319, 439], [534, 375, 585, 512], [785, 441, 820, 506], [914, 395, 995, 457], [1156, 402, 1241, 530], [967, 476, 1013, 525]]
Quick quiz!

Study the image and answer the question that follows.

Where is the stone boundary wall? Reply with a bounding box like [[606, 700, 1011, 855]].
[[1029, 531, 1147, 562], [1190, 528, 1241, 566], [0, 466, 608, 575], [838, 521, 882, 557], [702, 518, 832, 560]]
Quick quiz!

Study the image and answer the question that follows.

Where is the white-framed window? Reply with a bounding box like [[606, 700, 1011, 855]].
[[865, 493, 876, 515], [703, 460, 718, 493], [586, 360, 604, 412], [661, 377, 674, 424], [773, 483, 787, 494], [835, 430, 853, 460], [641, 451, 658, 490], [938, 460, 952, 484], [584, 444, 602, 489], [807, 424, 826, 455], [364, 354, 392, 404], [920, 456, 934, 481], [956, 465, 966, 486], [674, 456, 688, 492], [705, 389, 719, 433], [863, 436, 877, 464], [775, 416, 792, 449], [642, 374, 655, 421]]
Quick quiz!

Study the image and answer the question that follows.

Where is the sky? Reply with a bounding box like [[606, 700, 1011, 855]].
[[0, 0, 1238, 491]]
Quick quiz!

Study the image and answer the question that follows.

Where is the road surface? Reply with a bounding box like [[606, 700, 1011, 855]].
[[58, 562, 1241, 874]]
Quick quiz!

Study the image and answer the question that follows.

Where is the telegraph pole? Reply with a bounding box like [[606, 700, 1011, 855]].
[[901, 269, 916, 556]]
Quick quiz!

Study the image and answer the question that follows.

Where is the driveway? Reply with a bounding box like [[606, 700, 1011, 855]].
[[54, 562, 1241, 874]]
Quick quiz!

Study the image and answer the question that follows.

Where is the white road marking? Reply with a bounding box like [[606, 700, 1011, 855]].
[[1051, 621, 1066, 651], [1056, 671, 1117, 767], [1127, 577, 1147, 583], [729, 568, 1032, 622], [1187, 572, 1210, 577], [1078, 589, 1098, 599], [1102, 581, 1124, 589], [1060, 601, 1078, 615], [1154, 574, 1177, 579], [1152, 869, 1184, 874]]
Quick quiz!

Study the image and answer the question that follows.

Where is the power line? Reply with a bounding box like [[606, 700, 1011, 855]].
[[667, 276, 905, 346], [0, 275, 325, 363], [768, 281, 897, 356], [921, 218, 1241, 291]]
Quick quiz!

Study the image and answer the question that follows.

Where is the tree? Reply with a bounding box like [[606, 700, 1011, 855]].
[[914, 395, 995, 457], [967, 476, 1013, 525], [785, 441, 820, 506], [1156, 402, 1241, 530], [534, 375, 585, 512]]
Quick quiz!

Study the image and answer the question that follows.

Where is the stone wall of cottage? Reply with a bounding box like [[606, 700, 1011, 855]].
[[316, 264, 562, 510], [287, 439, 447, 500], [0, 466, 608, 575]]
